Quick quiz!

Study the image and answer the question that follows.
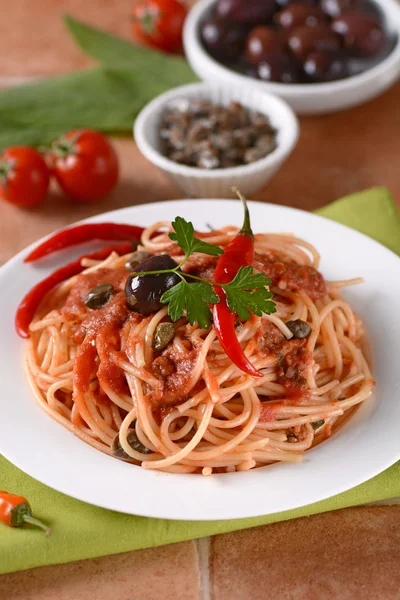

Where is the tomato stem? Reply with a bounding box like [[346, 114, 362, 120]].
[[141, 11, 156, 34], [130, 5, 167, 35], [51, 138, 75, 158], [0, 158, 13, 188], [50, 131, 82, 159]]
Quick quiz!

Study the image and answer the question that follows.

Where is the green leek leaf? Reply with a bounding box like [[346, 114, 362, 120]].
[[0, 17, 197, 150]]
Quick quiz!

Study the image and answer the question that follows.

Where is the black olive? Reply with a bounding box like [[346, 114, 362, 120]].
[[154, 322, 175, 352], [216, 0, 276, 23], [286, 319, 312, 339], [84, 283, 115, 309], [124, 250, 151, 272], [200, 16, 248, 61], [112, 428, 152, 460], [125, 254, 180, 316]]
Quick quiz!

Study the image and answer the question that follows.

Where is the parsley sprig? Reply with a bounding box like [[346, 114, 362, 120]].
[[168, 217, 223, 263], [133, 217, 276, 328], [223, 267, 276, 321]]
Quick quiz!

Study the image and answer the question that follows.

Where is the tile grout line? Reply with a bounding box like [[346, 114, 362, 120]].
[[195, 537, 212, 600]]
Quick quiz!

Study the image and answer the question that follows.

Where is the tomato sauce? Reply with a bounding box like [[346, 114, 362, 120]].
[[259, 402, 278, 422], [73, 339, 97, 395], [62, 267, 128, 322], [96, 325, 129, 396], [149, 344, 200, 407], [63, 267, 135, 398]]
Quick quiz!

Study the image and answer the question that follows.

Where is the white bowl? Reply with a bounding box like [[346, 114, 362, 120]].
[[183, 0, 400, 115], [134, 82, 299, 198]]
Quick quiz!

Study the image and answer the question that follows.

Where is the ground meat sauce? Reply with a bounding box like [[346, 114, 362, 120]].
[[151, 356, 175, 380], [254, 253, 326, 300], [279, 342, 312, 401], [259, 320, 286, 353], [149, 344, 200, 407], [257, 319, 312, 403], [184, 250, 326, 299], [286, 425, 309, 443], [182, 253, 218, 281]]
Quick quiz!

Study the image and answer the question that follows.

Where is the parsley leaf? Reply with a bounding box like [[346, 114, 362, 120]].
[[312, 420, 325, 430], [169, 217, 223, 258], [161, 280, 220, 329], [223, 266, 276, 320]]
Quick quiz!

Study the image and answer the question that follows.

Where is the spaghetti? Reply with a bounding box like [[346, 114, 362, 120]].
[[24, 221, 374, 475]]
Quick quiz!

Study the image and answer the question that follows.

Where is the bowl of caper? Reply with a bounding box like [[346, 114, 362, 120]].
[[134, 82, 298, 198]]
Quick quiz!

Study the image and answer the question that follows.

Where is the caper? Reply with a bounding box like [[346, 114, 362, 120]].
[[286, 319, 312, 339], [84, 283, 115, 309], [112, 427, 152, 460], [154, 322, 175, 352], [125, 250, 151, 272]]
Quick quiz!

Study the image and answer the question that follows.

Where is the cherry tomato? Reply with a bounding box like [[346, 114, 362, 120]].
[[50, 130, 119, 203], [0, 146, 50, 208], [131, 0, 187, 54]]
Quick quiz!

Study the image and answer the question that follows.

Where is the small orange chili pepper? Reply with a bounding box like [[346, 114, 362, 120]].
[[0, 491, 51, 535]]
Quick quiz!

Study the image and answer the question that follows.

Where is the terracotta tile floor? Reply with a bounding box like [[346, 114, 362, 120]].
[[1, 506, 399, 599], [1, 1, 400, 598], [0, 541, 200, 600], [211, 506, 400, 600]]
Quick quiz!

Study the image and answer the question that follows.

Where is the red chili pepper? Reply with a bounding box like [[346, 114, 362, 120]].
[[0, 491, 51, 535], [213, 195, 262, 378], [16, 243, 133, 339], [24, 223, 145, 263]]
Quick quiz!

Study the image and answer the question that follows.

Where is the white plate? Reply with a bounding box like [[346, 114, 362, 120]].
[[1, 200, 399, 521]]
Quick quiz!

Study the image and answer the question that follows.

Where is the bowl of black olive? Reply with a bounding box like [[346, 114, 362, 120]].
[[183, 0, 400, 114]]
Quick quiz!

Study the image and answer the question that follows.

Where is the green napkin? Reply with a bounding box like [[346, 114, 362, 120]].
[[1, 186, 399, 575]]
